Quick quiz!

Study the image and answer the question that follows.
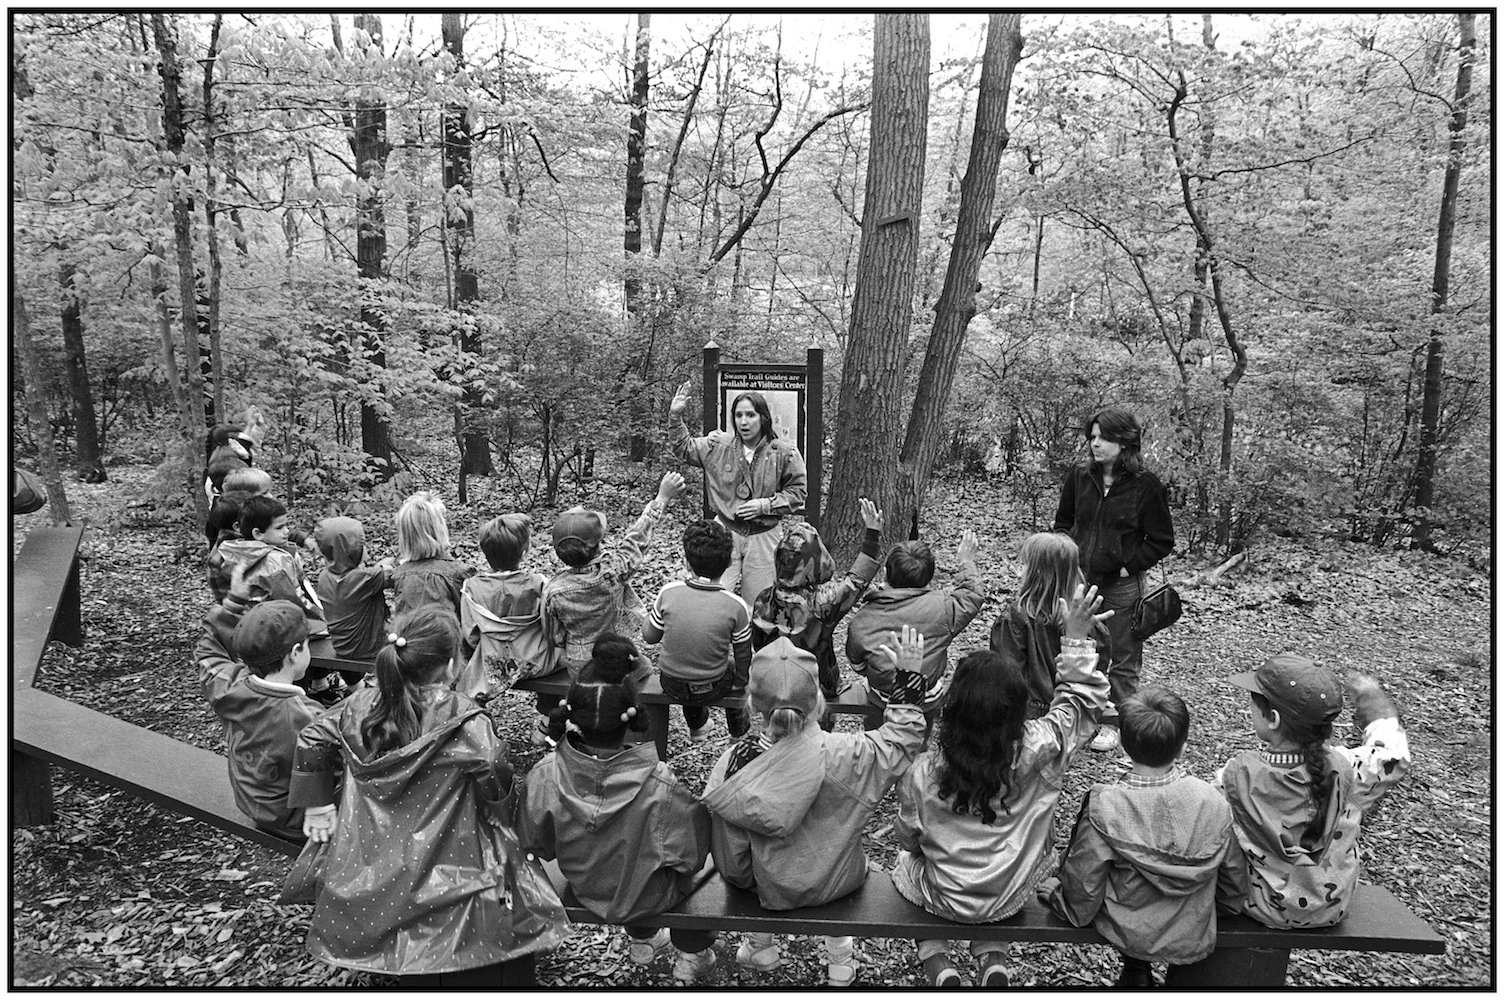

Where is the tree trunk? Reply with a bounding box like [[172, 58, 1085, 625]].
[[202, 14, 226, 424], [347, 13, 395, 477], [624, 13, 652, 462], [1412, 12, 1475, 552], [893, 13, 1022, 542], [442, 13, 492, 477], [15, 288, 74, 525], [151, 12, 210, 527], [826, 13, 930, 565], [58, 262, 107, 482]]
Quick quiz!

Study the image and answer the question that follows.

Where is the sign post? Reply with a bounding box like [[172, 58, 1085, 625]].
[[700, 342, 824, 529]]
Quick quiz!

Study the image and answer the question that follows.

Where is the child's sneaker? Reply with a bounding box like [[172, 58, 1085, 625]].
[[688, 726, 708, 745], [628, 927, 671, 966], [922, 954, 962, 988], [531, 715, 552, 747], [735, 939, 783, 972], [977, 952, 1010, 988], [1089, 725, 1121, 752], [827, 955, 861, 987], [672, 946, 716, 985]]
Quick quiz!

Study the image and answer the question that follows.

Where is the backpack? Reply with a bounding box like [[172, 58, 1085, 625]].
[[458, 590, 561, 699]]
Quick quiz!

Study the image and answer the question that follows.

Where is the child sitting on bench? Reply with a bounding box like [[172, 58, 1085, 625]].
[[313, 515, 394, 663], [1040, 686, 1240, 988], [390, 491, 474, 619], [641, 519, 753, 744], [701, 628, 928, 988], [457, 513, 559, 699], [1216, 654, 1411, 929], [196, 598, 323, 843], [891, 585, 1110, 987], [846, 530, 985, 735], [517, 633, 715, 985], [290, 605, 566, 985]]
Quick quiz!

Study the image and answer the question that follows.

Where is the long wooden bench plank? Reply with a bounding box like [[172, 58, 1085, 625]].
[[545, 865, 1443, 955], [11, 688, 302, 858], [13, 524, 86, 690]]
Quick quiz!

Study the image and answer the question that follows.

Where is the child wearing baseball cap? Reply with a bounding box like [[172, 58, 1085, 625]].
[[195, 599, 324, 842], [1216, 653, 1411, 929]]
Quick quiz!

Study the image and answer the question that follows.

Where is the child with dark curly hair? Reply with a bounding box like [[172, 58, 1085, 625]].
[[891, 585, 1111, 988]]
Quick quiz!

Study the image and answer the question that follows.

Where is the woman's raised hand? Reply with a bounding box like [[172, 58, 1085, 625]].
[[1057, 583, 1114, 641], [859, 497, 883, 531], [669, 379, 693, 418]]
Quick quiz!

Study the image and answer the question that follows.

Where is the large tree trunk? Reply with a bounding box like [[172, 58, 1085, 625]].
[[624, 13, 652, 462], [202, 14, 226, 425], [58, 262, 107, 482], [347, 14, 395, 477], [893, 13, 1022, 541], [826, 14, 930, 565], [442, 13, 492, 480], [1412, 12, 1475, 552], [15, 288, 74, 525], [151, 12, 210, 527]]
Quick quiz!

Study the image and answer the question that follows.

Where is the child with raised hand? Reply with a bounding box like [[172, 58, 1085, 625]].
[[702, 626, 930, 988], [313, 516, 394, 663], [1216, 655, 1411, 929], [751, 497, 883, 715], [458, 513, 558, 699], [1040, 687, 1240, 988], [892, 584, 1111, 988], [641, 518, 753, 745], [990, 532, 1113, 720], [390, 491, 474, 619], [517, 633, 716, 985], [846, 529, 986, 733], [289, 605, 566, 986]]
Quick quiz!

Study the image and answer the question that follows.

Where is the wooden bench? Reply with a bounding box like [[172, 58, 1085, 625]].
[[544, 865, 1445, 987]]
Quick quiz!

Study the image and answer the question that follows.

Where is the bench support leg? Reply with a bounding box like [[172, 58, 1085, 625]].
[[1167, 947, 1289, 988], [53, 556, 83, 647], [12, 751, 55, 826], [645, 704, 670, 761]]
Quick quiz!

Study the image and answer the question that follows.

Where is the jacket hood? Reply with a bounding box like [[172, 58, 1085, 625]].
[[315, 516, 367, 575], [773, 523, 834, 589], [858, 585, 931, 607], [550, 737, 663, 830], [701, 726, 825, 836], [1092, 788, 1232, 897], [216, 538, 276, 570], [338, 687, 479, 801]]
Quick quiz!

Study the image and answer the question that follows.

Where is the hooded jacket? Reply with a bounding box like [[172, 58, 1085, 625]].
[[288, 687, 565, 973], [670, 418, 807, 532], [891, 647, 1108, 923], [845, 554, 985, 709], [752, 525, 880, 696], [313, 517, 392, 661], [700, 698, 925, 911], [212, 538, 328, 634], [1045, 770, 1240, 964], [517, 736, 710, 924], [1053, 463, 1174, 590]]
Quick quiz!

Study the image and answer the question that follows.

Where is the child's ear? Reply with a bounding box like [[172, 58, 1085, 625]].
[[1268, 707, 1282, 731]]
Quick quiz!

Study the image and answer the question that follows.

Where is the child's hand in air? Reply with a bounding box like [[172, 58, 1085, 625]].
[[877, 625, 929, 706], [1058, 583, 1113, 642], [859, 497, 883, 532], [657, 471, 687, 505], [957, 529, 980, 563]]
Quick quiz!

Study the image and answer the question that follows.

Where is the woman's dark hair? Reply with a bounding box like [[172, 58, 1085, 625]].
[[362, 607, 460, 757], [204, 423, 245, 465], [731, 391, 776, 441], [1083, 407, 1144, 476], [548, 633, 646, 745], [935, 651, 1031, 826], [1250, 691, 1336, 851]]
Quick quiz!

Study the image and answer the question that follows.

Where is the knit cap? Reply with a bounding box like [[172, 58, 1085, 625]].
[[1229, 652, 1343, 728], [234, 600, 309, 672], [747, 636, 820, 717]]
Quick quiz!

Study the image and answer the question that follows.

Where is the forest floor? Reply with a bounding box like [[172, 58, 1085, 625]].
[[9, 462, 1493, 989]]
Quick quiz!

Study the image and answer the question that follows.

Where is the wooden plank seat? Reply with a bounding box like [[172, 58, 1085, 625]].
[[12, 687, 303, 858], [543, 864, 1445, 987], [13, 523, 86, 691]]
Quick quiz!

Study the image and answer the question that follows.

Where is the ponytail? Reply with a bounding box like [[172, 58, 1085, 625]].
[[763, 690, 825, 744], [360, 606, 459, 757], [1298, 733, 1337, 852]]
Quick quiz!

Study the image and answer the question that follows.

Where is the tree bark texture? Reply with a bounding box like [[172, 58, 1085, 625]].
[[152, 12, 210, 526], [826, 13, 930, 565], [443, 13, 492, 477], [15, 288, 74, 525], [58, 262, 107, 482], [624, 13, 651, 461], [203, 14, 227, 425], [349, 13, 394, 477], [893, 13, 1022, 542], [1412, 12, 1475, 551]]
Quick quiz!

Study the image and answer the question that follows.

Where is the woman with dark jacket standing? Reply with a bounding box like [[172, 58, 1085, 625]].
[[1053, 408, 1174, 753]]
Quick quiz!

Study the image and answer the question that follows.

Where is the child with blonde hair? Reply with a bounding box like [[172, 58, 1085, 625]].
[[391, 491, 474, 618], [990, 532, 1113, 719], [1216, 655, 1411, 929], [290, 605, 566, 985], [702, 627, 929, 987]]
